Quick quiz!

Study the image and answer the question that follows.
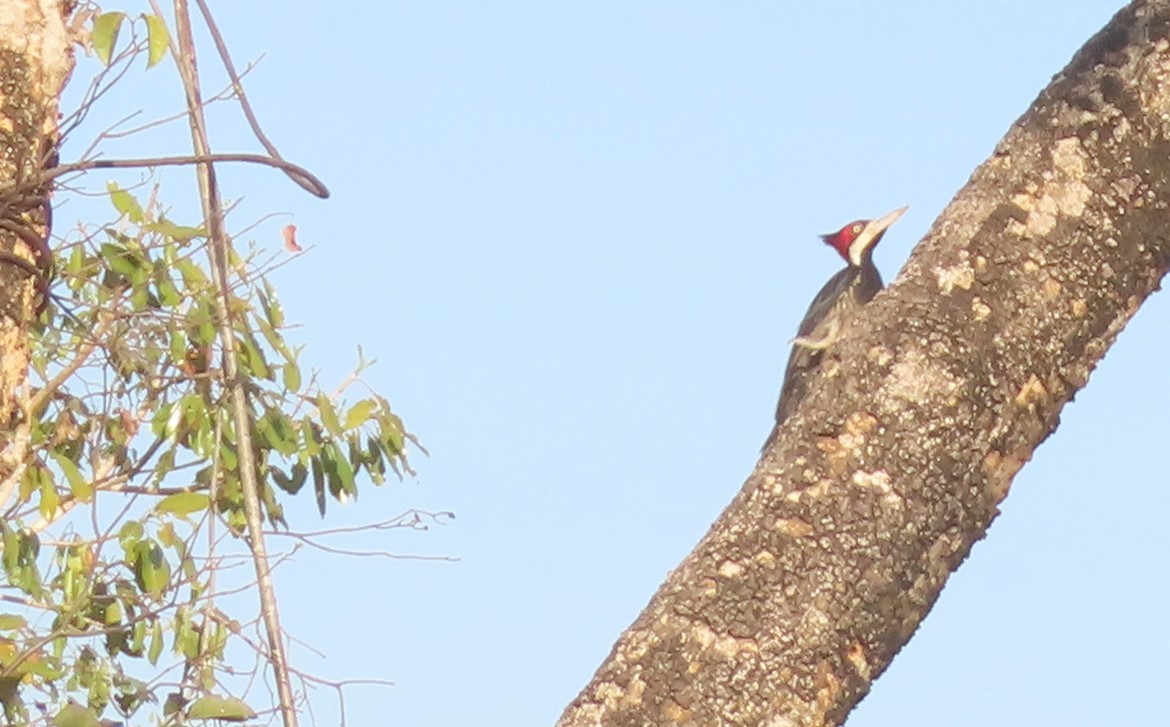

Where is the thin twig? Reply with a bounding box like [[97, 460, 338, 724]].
[[265, 531, 459, 562], [268, 511, 456, 539], [192, 0, 319, 198], [103, 58, 263, 139]]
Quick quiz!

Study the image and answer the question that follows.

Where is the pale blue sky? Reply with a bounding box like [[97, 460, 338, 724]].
[[60, 2, 1166, 725]]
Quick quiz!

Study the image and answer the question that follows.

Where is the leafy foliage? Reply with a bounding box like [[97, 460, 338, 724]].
[[0, 6, 434, 723], [0, 172, 419, 724], [91, 12, 171, 69]]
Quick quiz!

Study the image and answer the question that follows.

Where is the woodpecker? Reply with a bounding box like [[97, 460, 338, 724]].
[[762, 205, 908, 451]]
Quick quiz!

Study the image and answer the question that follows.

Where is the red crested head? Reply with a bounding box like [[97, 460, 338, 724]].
[[819, 206, 909, 267], [820, 221, 868, 262]]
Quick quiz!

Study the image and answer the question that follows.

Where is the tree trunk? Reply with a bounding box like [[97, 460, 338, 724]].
[[0, 0, 72, 436], [556, 2, 1170, 725]]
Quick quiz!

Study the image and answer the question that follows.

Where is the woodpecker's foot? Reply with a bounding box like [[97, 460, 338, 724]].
[[791, 333, 833, 351], [790, 319, 840, 351]]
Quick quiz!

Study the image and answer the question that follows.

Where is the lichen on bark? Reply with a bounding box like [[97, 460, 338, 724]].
[[0, 0, 73, 458]]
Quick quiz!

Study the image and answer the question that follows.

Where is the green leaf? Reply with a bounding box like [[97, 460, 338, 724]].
[[382, 411, 407, 456], [100, 242, 146, 282], [131, 283, 159, 310], [199, 318, 216, 350], [49, 451, 90, 501], [271, 463, 307, 495], [52, 702, 101, 727], [38, 470, 60, 519], [142, 13, 171, 68], [66, 243, 84, 276], [130, 618, 148, 655], [148, 620, 164, 665], [154, 492, 210, 517], [158, 521, 178, 549], [259, 410, 297, 457], [22, 654, 59, 679], [256, 315, 298, 365], [106, 182, 144, 223], [262, 487, 287, 529], [1, 525, 17, 574], [151, 402, 177, 439], [118, 520, 143, 549], [176, 257, 209, 287], [133, 541, 170, 597], [218, 444, 238, 471], [283, 361, 302, 392], [169, 331, 188, 367], [365, 435, 387, 485], [312, 457, 326, 516], [187, 695, 256, 721], [317, 394, 341, 437], [348, 438, 364, 471], [258, 282, 285, 328], [150, 448, 178, 490], [324, 443, 356, 501], [271, 413, 297, 456], [91, 12, 125, 67], [156, 274, 181, 307], [302, 418, 322, 458], [0, 614, 26, 631], [17, 466, 36, 504], [174, 607, 198, 659], [104, 600, 122, 625], [149, 218, 205, 241], [344, 399, 376, 430], [237, 333, 270, 379], [181, 394, 209, 446], [1, 529, 41, 597]]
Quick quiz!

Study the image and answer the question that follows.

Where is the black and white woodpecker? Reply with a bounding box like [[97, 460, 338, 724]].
[[762, 206, 909, 451]]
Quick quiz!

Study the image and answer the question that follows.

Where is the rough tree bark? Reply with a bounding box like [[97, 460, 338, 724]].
[[0, 0, 72, 444], [557, 2, 1170, 726]]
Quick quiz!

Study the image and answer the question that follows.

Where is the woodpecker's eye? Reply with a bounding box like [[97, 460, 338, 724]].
[[851, 224, 863, 235]]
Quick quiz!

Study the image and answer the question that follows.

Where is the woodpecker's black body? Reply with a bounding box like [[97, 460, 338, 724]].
[[762, 206, 908, 451]]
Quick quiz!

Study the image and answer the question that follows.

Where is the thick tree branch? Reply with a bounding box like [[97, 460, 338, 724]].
[[556, 2, 1170, 726]]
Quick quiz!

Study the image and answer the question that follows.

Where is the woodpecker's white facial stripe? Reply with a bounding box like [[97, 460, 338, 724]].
[[848, 205, 909, 266]]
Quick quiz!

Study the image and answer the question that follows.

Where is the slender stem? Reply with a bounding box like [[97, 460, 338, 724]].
[[56, 153, 329, 198], [0, 153, 330, 200], [163, 2, 299, 724]]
